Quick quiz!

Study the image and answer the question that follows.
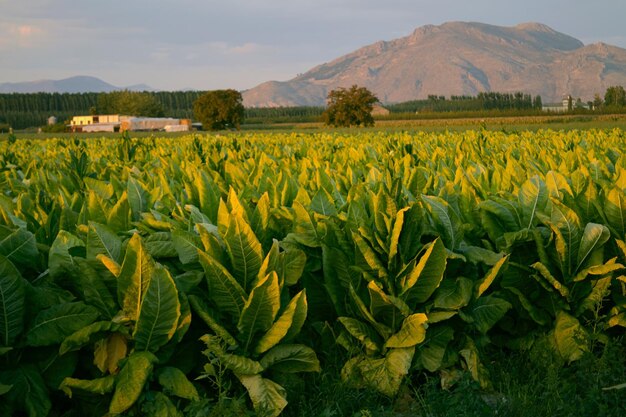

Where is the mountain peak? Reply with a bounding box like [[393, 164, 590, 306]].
[[243, 21, 625, 107]]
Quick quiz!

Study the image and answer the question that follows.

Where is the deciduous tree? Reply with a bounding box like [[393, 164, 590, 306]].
[[322, 85, 379, 127], [193, 89, 244, 130]]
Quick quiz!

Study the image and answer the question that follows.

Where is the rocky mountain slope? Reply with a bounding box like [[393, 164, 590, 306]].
[[242, 22, 626, 106]]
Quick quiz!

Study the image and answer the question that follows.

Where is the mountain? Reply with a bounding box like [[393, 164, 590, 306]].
[[242, 22, 626, 106], [0, 76, 154, 93]]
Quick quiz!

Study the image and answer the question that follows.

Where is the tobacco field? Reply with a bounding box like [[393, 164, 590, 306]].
[[1, 129, 626, 416]]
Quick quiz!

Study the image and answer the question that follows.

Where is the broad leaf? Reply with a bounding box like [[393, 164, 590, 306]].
[[401, 238, 447, 304], [172, 229, 203, 265], [553, 311, 588, 363], [133, 266, 181, 352], [0, 255, 24, 346], [189, 295, 238, 347], [0, 226, 38, 268], [198, 250, 246, 319], [519, 176, 548, 228], [26, 302, 99, 347], [60, 375, 116, 397], [338, 317, 382, 353], [238, 374, 287, 417], [576, 223, 610, 272], [342, 347, 414, 397], [109, 351, 158, 415], [59, 320, 120, 354], [117, 233, 155, 321], [475, 255, 509, 298], [462, 295, 512, 334], [93, 332, 128, 374], [223, 212, 264, 292], [86, 221, 122, 263], [238, 272, 281, 353], [0, 366, 50, 417], [384, 313, 428, 348], [157, 367, 199, 401], [259, 344, 320, 373], [415, 325, 455, 372], [255, 290, 307, 355]]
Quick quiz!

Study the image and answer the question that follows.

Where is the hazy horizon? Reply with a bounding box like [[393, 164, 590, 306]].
[[2, 0, 626, 91]]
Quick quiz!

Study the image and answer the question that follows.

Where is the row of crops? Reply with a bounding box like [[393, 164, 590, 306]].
[[1, 130, 626, 416]]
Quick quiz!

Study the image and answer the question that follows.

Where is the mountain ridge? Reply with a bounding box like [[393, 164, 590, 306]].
[[242, 21, 626, 106], [0, 76, 155, 94]]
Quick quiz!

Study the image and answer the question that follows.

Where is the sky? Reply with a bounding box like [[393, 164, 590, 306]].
[[1, 0, 626, 91]]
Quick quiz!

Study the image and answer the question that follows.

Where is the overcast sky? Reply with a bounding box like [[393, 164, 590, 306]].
[[1, 0, 625, 91]]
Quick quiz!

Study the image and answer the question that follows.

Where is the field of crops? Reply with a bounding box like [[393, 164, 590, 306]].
[[1, 129, 626, 416]]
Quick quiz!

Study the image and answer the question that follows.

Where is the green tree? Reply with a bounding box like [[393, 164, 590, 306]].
[[604, 85, 626, 108], [532, 95, 543, 110], [193, 89, 244, 130], [322, 85, 379, 127], [97, 90, 164, 116]]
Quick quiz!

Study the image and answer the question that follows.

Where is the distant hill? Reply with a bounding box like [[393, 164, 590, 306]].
[[0, 76, 155, 93], [242, 21, 626, 106]]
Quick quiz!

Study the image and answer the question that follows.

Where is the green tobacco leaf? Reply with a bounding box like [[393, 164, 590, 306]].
[[348, 285, 392, 339], [109, 351, 157, 415], [0, 226, 39, 268], [86, 221, 122, 263], [140, 391, 181, 417], [576, 223, 610, 272], [117, 233, 155, 321], [281, 248, 307, 286], [475, 255, 509, 298], [338, 317, 382, 353], [0, 255, 24, 346], [368, 280, 410, 328], [48, 230, 84, 280], [127, 177, 150, 221], [388, 207, 409, 267], [415, 325, 455, 372], [255, 290, 307, 355], [0, 366, 50, 417], [576, 276, 612, 316], [59, 320, 119, 355], [60, 375, 115, 397], [189, 295, 238, 347], [172, 229, 203, 265], [384, 313, 428, 348], [463, 295, 512, 334], [548, 199, 582, 279], [219, 351, 264, 375], [223, 212, 264, 292], [74, 258, 118, 319], [422, 195, 461, 250], [519, 175, 548, 228], [342, 347, 415, 397], [144, 232, 177, 259], [134, 266, 181, 352], [603, 187, 626, 237], [157, 367, 199, 401], [532, 262, 569, 299], [198, 250, 246, 319], [26, 302, 99, 347], [238, 272, 281, 353], [259, 344, 320, 373], [401, 238, 447, 304], [553, 311, 588, 363], [0, 383, 11, 395], [433, 277, 473, 310], [238, 374, 287, 417], [479, 198, 521, 242], [399, 204, 424, 263], [310, 188, 338, 216], [352, 231, 388, 279], [107, 192, 131, 232]]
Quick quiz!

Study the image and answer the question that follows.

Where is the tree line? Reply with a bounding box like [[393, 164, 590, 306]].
[[387, 92, 542, 113], [0, 91, 206, 129]]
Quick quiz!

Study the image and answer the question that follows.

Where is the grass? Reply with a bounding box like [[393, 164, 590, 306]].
[[278, 338, 626, 417]]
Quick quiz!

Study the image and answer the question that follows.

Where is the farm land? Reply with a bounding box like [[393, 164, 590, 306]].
[[1, 124, 626, 416]]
